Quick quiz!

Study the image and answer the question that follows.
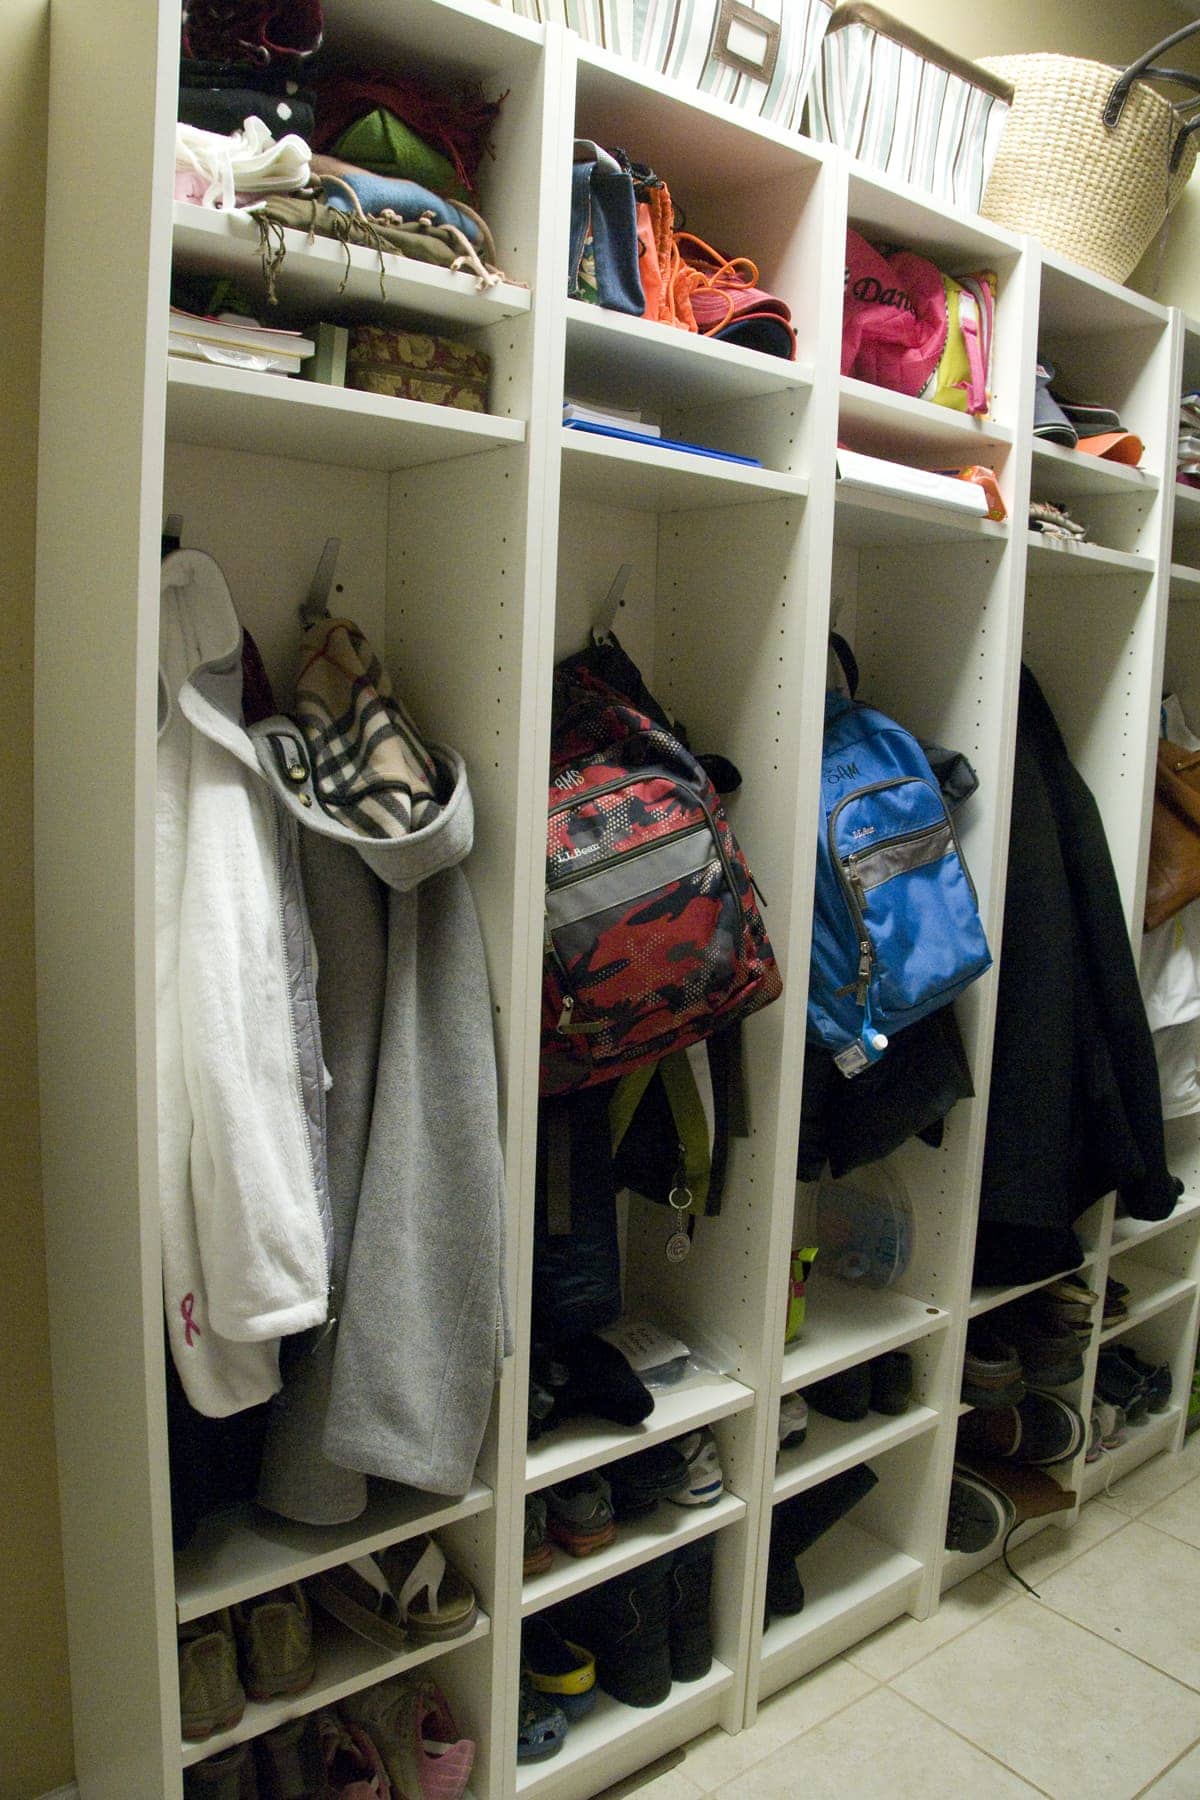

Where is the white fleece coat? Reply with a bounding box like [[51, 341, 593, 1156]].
[[157, 552, 330, 1417]]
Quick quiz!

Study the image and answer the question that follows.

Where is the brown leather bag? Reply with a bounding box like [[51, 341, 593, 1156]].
[[1145, 737, 1200, 930]]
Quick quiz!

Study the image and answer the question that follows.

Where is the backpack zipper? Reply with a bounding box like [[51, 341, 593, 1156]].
[[828, 777, 973, 1008]]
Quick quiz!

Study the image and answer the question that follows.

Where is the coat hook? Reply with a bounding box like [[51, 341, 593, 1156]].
[[299, 537, 341, 628]]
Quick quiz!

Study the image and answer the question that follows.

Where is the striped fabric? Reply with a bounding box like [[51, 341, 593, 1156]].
[[810, 19, 1011, 213], [295, 618, 445, 839], [505, 0, 833, 130]]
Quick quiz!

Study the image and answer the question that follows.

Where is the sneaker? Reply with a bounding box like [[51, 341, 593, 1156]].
[[1111, 1344, 1172, 1412], [232, 1585, 315, 1704], [1095, 1347, 1150, 1423], [605, 1441, 690, 1521], [314, 1710, 392, 1798], [665, 1429, 724, 1507], [778, 1393, 809, 1452], [254, 1718, 326, 1800], [521, 1617, 596, 1721], [1094, 1399, 1128, 1450], [1085, 1409, 1103, 1464], [524, 1495, 552, 1577], [343, 1676, 474, 1800], [566, 1558, 673, 1707], [545, 1472, 618, 1557], [805, 1363, 871, 1422], [869, 1351, 913, 1416], [516, 1669, 568, 1763], [999, 1304, 1085, 1386], [961, 1324, 1026, 1410], [957, 1390, 1085, 1467], [178, 1610, 245, 1742], [945, 1468, 1015, 1553], [185, 1743, 260, 1799], [667, 1537, 714, 1682]]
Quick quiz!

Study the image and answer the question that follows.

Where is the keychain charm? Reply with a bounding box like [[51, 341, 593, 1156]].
[[665, 1183, 693, 1263]]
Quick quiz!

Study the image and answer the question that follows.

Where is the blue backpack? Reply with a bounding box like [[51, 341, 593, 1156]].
[[810, 657, 992, 1077]]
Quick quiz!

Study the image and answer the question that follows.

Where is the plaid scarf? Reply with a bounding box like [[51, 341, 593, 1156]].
[[295, 618, 445, 838]]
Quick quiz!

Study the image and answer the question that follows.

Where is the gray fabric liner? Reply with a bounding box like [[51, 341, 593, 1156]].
[[856, 820, 954, 892], [546, 827, 715, 930]]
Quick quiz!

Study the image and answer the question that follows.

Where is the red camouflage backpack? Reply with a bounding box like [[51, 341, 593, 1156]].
[[541, 644, 782, 1096]]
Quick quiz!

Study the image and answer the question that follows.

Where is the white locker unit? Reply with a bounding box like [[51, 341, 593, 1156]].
[[32, 3, 1200, 1796]]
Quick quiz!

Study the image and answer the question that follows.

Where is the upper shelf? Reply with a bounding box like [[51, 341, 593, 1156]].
[[838, 378, 1013, 462], [563, 300, 812, 411], [1038, 248, 1170, 338], [834, 484, 1008, 548], [1025, 533, 1156, 578], [1031, 439, 1160, 500], [166, 359, 525, 470], [559, 429, 808, 512], [172, 202, 532, 330]]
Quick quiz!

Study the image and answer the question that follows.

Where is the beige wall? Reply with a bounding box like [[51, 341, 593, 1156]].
[[0, 7, 74, 1799], [4, 3, 1196, 1796]]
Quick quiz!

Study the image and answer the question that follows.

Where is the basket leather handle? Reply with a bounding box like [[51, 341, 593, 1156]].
[[1104, 20, 1200, 128], [1170, 110, 1200, 172]]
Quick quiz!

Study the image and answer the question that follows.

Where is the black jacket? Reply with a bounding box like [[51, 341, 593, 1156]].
[[976, 666, 1179, 1284]]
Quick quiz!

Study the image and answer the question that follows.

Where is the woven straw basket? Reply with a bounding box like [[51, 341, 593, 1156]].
[[979, 52, 1198, 283]]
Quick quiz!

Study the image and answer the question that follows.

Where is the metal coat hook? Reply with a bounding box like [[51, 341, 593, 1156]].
[[593, 562, 633, 644], [299, 537, 341, 627]]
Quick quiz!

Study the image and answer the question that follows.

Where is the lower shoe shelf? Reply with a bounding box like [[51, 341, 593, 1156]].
[[514, 1662, 734, 1800], [773, 1407, 939, 1504], [759, 1520, 922, 1697], [180, 1609, 489, 1766], [522, 1493, 746, 1617], [1078, 1406, 1182, 1503]]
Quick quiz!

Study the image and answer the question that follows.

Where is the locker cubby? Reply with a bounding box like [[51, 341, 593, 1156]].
[[34, 6, 1200, 1794]]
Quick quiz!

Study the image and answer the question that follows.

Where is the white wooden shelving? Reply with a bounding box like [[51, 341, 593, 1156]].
[[32, 4, 1200, 1796]]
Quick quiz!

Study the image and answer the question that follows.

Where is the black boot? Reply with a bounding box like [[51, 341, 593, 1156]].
[[667, 1535, 714, 1681]]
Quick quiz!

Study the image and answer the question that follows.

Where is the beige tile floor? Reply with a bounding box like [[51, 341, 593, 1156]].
[[596, 1429, 1200, 1800]]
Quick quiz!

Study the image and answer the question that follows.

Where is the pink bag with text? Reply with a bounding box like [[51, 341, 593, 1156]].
[[842, 228, 994, 416]]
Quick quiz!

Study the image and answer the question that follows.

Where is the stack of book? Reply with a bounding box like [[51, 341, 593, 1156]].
[[169, 307, 314, 376], [562, 397, 760, 467]]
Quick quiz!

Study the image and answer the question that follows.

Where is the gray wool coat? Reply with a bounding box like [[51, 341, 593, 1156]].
[[180, 633, 511, 1521]]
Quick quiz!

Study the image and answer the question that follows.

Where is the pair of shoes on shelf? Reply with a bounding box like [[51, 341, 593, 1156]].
[[778, 1392, 809, 1453], [547, 1536, 716, 1713], [606, 1427, 724, 1520], [803, 1351, 913, 1424], [185, 1676, 472, 1800], [1095, 1344, 1172, 1422], [309, 1536, 477, 1653], [957, 1390, 1086, 1468], [765, 1464, 878, 1625], [537, 1427, 726, 1561], [963, 1284, 1092, 1405], [180, 1586, 316, 1743]]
